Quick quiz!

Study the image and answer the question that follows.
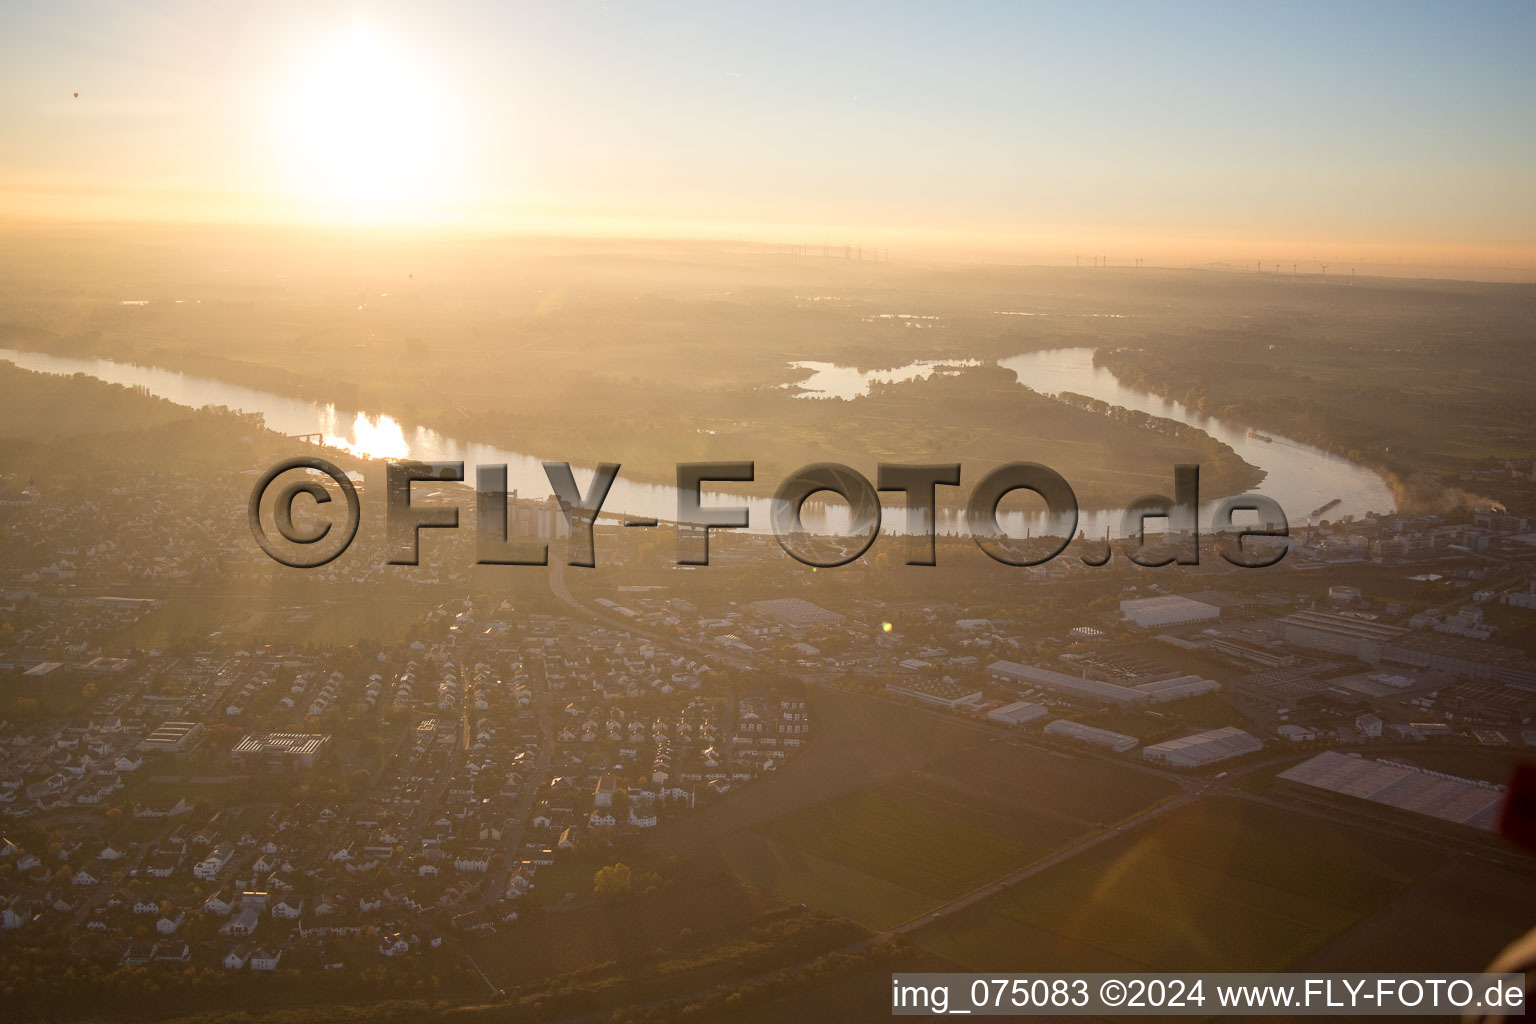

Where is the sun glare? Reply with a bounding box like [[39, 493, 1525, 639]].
[[319, 407, 411, 460], [272, 23, 460, 217]]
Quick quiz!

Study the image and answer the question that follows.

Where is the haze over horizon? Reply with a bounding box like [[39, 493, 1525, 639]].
[[2, 1, 1534, 280], [9, 5, 1536, 1021]]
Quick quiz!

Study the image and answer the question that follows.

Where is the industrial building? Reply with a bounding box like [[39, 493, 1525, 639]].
[[1182, 590, 1258, 619], [988, 661, 1148, 708], [1230, 667, 1345, 711], [1134, 674, 1221, 703], [747, 598, 845, 631], [1278, 751, 1503, 830], [1278, 609, 1407, 662], [140, 721, 203, 754], [230, 732, 331, 771], [1043, 719, 1138, 752], [986, 700, 1048, 726], [1119, 595, 1222, 629], [987, 661, 1217, 707], [1142, 726, 1262, 767], [884, 679, 984, 710], [1381, 631, 1536, 689], [1205, 635, 1298, 669]]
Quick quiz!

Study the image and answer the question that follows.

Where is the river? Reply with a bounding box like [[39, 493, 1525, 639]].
[[1, 346, 1394, 539]]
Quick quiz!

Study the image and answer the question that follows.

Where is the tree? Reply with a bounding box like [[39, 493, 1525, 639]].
[[593, 862, 632, 901]]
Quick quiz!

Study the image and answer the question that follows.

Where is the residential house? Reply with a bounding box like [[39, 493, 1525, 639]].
[[219, 907, 260, 937], [250, 948, 282, 971]]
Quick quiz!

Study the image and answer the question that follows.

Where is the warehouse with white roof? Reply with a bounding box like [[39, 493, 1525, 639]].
[[1142, 726, 1262, 767], [987, 661, 1219, 707], [1134, 674, 1221, 703], [1044, 719, 1139, 753], [1277, 751, 1504, 830], [987, 700, 1048, 726], [987, 661, 1149, 708], [1120, 595, 1222, 629]]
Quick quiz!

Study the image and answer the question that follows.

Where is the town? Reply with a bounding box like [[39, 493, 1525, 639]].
[[6, 447, 1536, 1014]]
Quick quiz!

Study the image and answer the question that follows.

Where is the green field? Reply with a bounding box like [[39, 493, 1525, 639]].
[[920, 797, 1446, 973], [463, 874, 868, 1006], [887, 742, 1180, 843], [1298, 855, 1536, 972], [105, 588, 441, 648], [711, 740, 1177, 930], [758, 789, 1032, 897], [716, 788, 1029, 929]]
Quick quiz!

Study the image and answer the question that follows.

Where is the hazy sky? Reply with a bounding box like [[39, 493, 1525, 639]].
[[2, 1, 1534, 273]]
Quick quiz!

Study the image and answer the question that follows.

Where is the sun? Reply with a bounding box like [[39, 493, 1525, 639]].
[[272, 23, 460, 216]]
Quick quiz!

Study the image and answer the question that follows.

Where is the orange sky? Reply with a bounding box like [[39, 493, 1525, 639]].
[[3, 3, 1534, 280]]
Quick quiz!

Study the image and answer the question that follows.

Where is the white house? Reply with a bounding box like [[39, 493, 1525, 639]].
[[203, 890, 235, 917], [271, 898, 303, 920], [453, 851, 490, 873], [250, 948, 282, 971], [219, 907, 260, 937], [194, 844, 234, 881]]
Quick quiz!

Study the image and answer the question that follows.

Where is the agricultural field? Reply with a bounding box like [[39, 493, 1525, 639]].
[[707, 735, 1178, 929], [1298, 855, 1536, 972], [714, 789, 1025, 929], [885, 742, 1180, 844], [918, 797, 1470, 973], [463, 875, 863, 1000], [104, 588, 443, 648]]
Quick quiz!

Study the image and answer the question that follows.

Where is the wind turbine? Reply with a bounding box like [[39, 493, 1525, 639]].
[[1319, 263, 1329, 283]]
